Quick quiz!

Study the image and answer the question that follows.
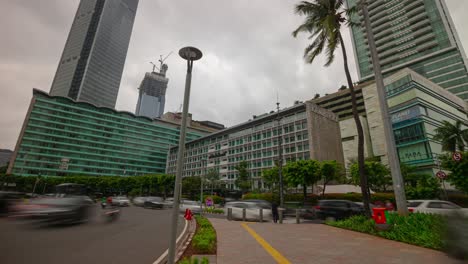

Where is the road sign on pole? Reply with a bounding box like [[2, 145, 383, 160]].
[[436, 171, 447, 180], [452, 152, 462, 162]]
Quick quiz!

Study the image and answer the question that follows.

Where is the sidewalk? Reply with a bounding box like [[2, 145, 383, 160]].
[[209, 218, 461, 264]]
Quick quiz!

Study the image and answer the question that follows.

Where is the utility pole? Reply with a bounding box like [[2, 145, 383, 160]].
[[361, 1, 408, 215], [276, 102, 284, 208]]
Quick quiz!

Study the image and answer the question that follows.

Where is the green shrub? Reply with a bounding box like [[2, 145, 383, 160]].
[[204, 208, 224, 214], [178, 257, 209, 264], [192, 216, 216, 254], [327, 213, 446, 250]]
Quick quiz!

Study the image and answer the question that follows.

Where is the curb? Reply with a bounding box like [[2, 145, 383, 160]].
[[153, 218, 195, 264]]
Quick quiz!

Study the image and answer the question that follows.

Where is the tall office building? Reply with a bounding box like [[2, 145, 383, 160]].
[[135, 64, 169, 119], [347, 0, 468, 101], [49, 0, 139, 108]]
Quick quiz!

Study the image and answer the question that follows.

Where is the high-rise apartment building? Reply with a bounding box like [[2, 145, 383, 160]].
[[50, 0, 139, 108], [347, 0, 468, 101], [135, 65, 169, 118]]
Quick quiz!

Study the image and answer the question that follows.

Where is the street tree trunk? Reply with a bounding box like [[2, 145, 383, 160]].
[[339, 34, 372, 218]]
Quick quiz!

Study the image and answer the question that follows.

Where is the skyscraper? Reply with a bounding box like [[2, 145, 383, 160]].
[[50, 0, 139, 108], [135, 64, 169, 119], [347, 0, 468, 101]]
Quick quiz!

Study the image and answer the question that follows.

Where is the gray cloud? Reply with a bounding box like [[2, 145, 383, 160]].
[[1, 0, 467, 150]]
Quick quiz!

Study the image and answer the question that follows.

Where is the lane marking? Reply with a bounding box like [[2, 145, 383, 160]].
[[241, 222, 292, 264]]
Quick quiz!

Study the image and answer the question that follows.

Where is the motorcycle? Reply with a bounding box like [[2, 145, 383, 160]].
[[102, 206, 121, 222]]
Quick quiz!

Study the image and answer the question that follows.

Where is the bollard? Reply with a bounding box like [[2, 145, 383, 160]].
[[242, 208, 246, 222], [279, 209, 283, 224], [296, 209, 300, 224], [259, 208, 263, 223], [228, 207, 232, 221]]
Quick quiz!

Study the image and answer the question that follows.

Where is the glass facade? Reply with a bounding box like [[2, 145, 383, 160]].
[[8, 89, 206, 177], [50, 0, 139, 109], [387, 71, 468, 170], [347, 0, 468, 101]]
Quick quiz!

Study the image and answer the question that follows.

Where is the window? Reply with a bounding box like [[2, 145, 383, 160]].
[[408, 201, 422, 207], [427, 202, 443, 208], [441, 202, 460, 209]]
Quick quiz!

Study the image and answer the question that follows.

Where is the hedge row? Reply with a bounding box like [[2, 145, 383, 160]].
[[327, 214, 446, 250], [192, 216, 217, 254], [242, 192, 468, 207]]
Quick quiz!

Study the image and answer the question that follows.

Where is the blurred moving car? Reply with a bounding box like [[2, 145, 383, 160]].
[[224, 201, 272, 221], [313, 200, 366, 221], [0, 191, 24, 216], [408, 200, 468, 216], [162, 197, 174, 208], [242, 199, 272, 209], [179, 200, 203, 214], [14, 196, 93, 224], [143, 197, 165, 209], [132, 196, 147, 206], [112, 196, 130, 207]]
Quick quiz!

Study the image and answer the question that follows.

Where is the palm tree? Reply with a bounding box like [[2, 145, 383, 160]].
[[292, 0, 371, 217], [434, 120, 468, 152]]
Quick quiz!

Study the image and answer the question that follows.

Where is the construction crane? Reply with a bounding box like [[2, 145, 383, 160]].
[[150, 51, 173, 75]]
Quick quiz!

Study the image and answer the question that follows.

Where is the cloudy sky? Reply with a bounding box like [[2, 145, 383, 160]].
[[1, 0, 467, 150]]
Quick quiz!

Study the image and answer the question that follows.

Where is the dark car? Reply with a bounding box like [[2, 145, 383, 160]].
[[143, 197, 165, 209], [313, 200, 365, 221], [0, 191, 24, 216]]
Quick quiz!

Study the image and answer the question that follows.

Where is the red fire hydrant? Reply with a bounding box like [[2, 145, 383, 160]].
[[372, 207, 387, 224], [184, 208, 193, 220]]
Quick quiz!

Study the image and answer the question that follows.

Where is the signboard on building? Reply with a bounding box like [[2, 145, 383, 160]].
[[391, 106, 422, 123]]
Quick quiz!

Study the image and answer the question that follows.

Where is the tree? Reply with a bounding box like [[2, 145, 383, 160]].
[[235, 161, 250, 193], [400, 163, 440, 199], [262, 166, 279, 190], [182, 176, 201, 200], [350, 161, 391, 192], [441, 152, 468, 194], [320, 160, 344, 196], [205, 168, 221, 195], [292, 0, 371, 217], [434, 120, 468, 152], [284, 160, 321, 201]]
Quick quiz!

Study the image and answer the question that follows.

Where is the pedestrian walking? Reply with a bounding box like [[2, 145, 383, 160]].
[[272, 201, 279, 223]]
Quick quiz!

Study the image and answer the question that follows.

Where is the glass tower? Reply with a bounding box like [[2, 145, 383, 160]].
[[347, 0, 468, 101], [50, 0, 139, 109]]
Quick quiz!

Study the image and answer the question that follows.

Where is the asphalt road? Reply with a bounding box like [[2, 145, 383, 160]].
[[0, 205, 184, 264]]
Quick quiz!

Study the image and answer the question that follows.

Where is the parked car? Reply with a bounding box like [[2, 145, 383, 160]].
[[408, 200, 468, 216], [313, 200, 366, 221], [143, 197, 165, 209], [112, 196, 130, 207], [179, 200, 203, 214], [225, 201, 272, 221], [132, 196, 147, 206]]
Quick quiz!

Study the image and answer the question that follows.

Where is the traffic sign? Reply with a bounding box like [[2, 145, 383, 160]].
[[436, 171, 447, 180], [205, 197, 213, 207], [452, 152, 462, 162]]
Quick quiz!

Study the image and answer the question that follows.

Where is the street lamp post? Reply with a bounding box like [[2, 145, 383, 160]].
[[167, 46, 203, 264]]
